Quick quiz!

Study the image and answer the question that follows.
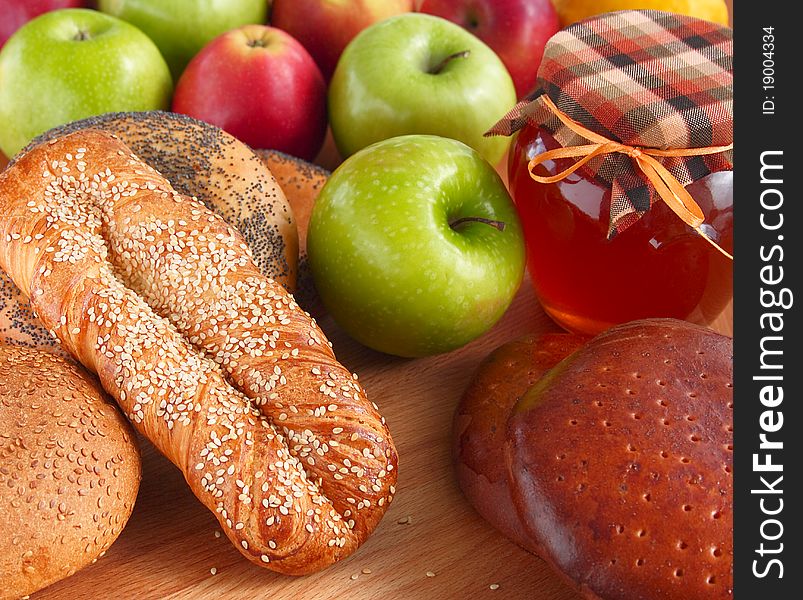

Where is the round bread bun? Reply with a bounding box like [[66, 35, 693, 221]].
[[0, 345, 141, 600], [453, 332, 587, 548], [23, 111, 299, 291], [255, 148, 329, 257], [255, 148, 330, 316], [508, 319, 733, 599]]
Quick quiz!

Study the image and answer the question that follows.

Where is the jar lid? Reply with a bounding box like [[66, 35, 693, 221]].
[[489, 10, 733, 237]]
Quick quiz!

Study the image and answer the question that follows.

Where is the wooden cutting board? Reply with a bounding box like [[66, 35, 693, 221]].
[[26, 273, 732, 600]]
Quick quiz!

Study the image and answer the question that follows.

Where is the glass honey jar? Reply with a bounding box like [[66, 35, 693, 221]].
[[488, 9, 734, 335], [508, 126, 733, 334]]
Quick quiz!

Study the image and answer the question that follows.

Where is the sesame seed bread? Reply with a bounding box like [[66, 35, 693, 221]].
[[24, 111, 299, 291], [0, 345, 140, 600], [1, 116, 328, 353], [458, 319, 732, 599], [0, 130, 398, 575]]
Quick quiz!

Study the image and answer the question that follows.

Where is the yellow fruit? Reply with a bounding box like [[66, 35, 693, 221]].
[[551, 0, 729, 27]]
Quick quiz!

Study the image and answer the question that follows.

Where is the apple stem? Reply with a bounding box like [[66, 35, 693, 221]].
[[429, 50, 471, 75], [449, 216, 506, 232], [73, 30, 91, 41]]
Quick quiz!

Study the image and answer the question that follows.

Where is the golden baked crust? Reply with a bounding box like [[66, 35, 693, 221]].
[[0, 345, 140, 600], [1, 116, 325, 353], [0, 129, 396, 575], [23, 111, 299, 290], [0, 111, 329, 354], [255, 148, 328, 257]]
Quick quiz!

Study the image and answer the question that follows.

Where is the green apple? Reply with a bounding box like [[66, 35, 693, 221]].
[[0, 8, 172, 157], [99, 0, 268, 78], [328, 13, 516, 166], [307, 135, 525, 358]]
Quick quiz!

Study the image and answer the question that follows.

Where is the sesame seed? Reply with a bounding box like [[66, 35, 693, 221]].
[[426, 571, 436, 578], [210, 568, 217, 575], [489, 584, 500, 590]]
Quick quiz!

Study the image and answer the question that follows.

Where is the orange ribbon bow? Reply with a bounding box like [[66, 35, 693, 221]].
[[528, 95, 733, 260]]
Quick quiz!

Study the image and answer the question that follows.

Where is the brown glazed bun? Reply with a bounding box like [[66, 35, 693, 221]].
[[255, 149, 330, 315], [23, 111, 299, 290], [255, 148, 329, 257], [453, 333, 587, 548], [0, 345, 141, 600], [508, 319, 733, 599]]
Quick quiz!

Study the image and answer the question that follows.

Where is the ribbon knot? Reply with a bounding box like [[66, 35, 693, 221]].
[[528, 96, 733, 259]]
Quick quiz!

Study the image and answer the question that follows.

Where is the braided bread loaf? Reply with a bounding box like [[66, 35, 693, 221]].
[[1, 112, 326, 350], [23, 111, 299, 290], [0, 130, 397, 575]]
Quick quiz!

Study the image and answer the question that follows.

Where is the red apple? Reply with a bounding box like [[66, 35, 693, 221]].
[[0, 0, 86, 47], [419, 0, 559, 98], [172, 24, 327, 161], [270, 0, 413, 81]]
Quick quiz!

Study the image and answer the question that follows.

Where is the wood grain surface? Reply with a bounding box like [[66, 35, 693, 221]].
[[26, 280, 730, 600]]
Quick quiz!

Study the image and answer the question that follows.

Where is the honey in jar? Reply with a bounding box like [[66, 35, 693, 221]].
[[487, 10, 734, 335], [509, 126, 733, 334]]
